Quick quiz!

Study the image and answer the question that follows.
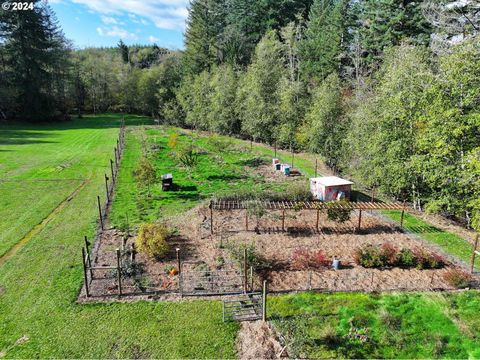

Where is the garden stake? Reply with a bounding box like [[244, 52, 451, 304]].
[[176, 248, 181, 275], [84, 236, 93, 278], [243, 248, 248, 294], [245, 211, 248, 231], [357, 209, 362, 233], [250, 266, 253, 292], [210, 201, 213, 235], [282, 208, 285, 231], [316, 209, 320, 231]]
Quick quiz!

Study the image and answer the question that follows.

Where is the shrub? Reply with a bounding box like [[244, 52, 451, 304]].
[[396, 248, 416, 268], [381, 243, 398, 265], [135, 223, 170, 260], [291, 247, 329, 270], [354, 244, 387, 268], [413, 248, 445, 269], [226, 242, 271, 270], [443, 268, 473, 289], [135, 157, 156, 194], [326, 201, 351, 223], [167, 133, 179, 149], [177, 145, 199, 169], [120, 260, 145, 278]]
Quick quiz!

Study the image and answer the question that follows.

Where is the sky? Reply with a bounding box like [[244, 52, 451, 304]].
[[47, 0, 188, 50]]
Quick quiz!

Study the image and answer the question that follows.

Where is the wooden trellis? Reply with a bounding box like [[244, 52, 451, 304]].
[[209, 199, 408, 234]]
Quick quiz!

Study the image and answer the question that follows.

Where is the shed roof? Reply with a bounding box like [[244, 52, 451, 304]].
[[310, 176, 354, 187]]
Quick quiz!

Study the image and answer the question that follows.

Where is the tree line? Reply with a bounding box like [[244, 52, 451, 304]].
[[0, 0, 479, 230]]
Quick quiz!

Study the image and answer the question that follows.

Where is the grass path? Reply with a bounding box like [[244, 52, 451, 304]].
[[0, 115, 238, 358]]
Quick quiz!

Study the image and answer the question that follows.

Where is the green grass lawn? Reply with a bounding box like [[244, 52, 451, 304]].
[[109, 127, 298, 227], [269, 292, 480, 359], [0, 115, 238, 358]]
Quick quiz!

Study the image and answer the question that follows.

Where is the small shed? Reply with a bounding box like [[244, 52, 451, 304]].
[[310, 176, 353, 201]]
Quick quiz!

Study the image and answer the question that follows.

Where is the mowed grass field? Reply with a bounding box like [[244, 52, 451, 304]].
[[0, 115, 238, 358]]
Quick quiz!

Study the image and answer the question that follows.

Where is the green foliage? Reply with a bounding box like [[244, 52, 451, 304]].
[[326, 201, 351, 223], [177, 145, 199, 169], [239, 31, 286, 143], [301, 73, 346, 172], [135, 157, 157, 193], [299, 0, 349, 83], [136, 223, 170, 260]]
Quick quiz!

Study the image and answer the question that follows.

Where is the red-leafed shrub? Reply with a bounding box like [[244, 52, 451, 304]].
[[381, 243, 398, 265], [413, 247, 445, 269], [291, 248, 329, 270], [443, 268, 473, 289]]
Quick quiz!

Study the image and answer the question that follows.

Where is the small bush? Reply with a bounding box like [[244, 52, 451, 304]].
[[443, 268, 473, 289], [291, 247, 329, 270], [413, 247, 445, 269], [135, 223, 170, 260], [167, 133, 179, 149], [354, 244, 387, 268], [226, 242, 271, 270], [135, 157, 156, 192], [177, 145, 199, 169], [120, 260, 145, 278], [381, 243, 398, 265], [396, 248, 416, 267], [326, 201, 351, 223]]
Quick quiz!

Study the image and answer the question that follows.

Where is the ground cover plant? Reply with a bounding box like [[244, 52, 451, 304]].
[[0, 115, 238, 358], [269, 292, 480, 359]]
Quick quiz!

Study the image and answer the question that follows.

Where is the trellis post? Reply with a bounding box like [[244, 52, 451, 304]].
[[471, 234, 479, 273], [116, 248, 122, 296], [316, 209, 320, 231], [97, 195, 104, 231], [357, 209, 362, 233], [250, 266, 254, 292], [245, 210, 248, 231], [104, 174, 110, 202], [262, 280, 267, 322], [315, 159, 318, 178], [282, 208, 285, 232], [82, 247, 90, 297]]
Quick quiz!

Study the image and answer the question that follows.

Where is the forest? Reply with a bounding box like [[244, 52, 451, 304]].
[[0, 0, 479, 230]]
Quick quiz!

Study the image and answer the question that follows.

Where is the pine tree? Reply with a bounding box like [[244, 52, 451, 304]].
[[117, 40, 129, 64], [0, 0, 69, 121], [355, 0, 432, 69], [299, 0, 349, 83]]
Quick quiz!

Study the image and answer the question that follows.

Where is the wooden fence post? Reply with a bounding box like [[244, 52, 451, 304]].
[[471, 234, 479, 273], [316, 209, 320, 232], [243, 248, 248, 294], [262, 280, 267, 322], [97, 195, 104, 231], [114, 148, 119, 170], [210, 201, 214, 235], [245, 210, 248, 231], [315, 159, 318, 178], [116, 248, 122, 296], [82, 247, 90, 297], [104, 174, 110, 202], [282, 208, 285, 232], [250, 266, 254, 292], [110, 159, 115, 183], [84, 236, 93, 279], [176, 248, 181, 275]]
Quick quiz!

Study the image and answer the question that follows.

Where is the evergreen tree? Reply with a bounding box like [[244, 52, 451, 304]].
[[299, 0, 349, 83], [355, 0, 432, 69], [117, 40, 130, 64], [0, 0, 70, 121]]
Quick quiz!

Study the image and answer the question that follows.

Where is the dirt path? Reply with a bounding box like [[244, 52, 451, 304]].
[[0, 179, 89, 267], [236, 321, 286, 359]]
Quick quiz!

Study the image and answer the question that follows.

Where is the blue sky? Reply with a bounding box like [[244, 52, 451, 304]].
[[48, 0, 188, 49]]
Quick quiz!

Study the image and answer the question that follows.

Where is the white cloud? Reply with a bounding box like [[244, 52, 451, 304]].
[[148, 35, 159, 43], [100, 15, 121, 25], [71, 0, 188, 30], [96, 26, 138, 40]]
